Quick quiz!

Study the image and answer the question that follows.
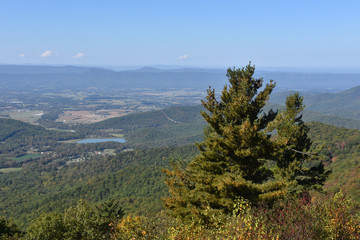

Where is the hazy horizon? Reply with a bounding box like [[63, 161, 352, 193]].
[[2, 63, 360, 74]]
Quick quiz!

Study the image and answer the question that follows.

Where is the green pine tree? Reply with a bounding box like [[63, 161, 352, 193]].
[[266, 92, 329, 198], [164, 63, 276, 223], [163, 63, 328, 224]]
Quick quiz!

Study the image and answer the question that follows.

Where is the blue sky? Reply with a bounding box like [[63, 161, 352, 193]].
[[1, 0, 359, 69]]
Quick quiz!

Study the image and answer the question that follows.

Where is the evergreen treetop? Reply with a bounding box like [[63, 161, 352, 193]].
[[163, 63, 328, 224]]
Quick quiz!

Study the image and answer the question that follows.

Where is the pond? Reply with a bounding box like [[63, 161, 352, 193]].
[[76, 138, 126, 144]]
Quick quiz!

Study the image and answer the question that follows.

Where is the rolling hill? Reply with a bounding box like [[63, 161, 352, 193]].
[[0, 118, 46, 141], [270, 85, 360, 120], [87, 99, 360, 149]]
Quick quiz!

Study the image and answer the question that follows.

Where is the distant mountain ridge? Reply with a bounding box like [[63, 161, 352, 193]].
[[0, 65, 227, 92], [0, 65, 359, 92], [0, 65, 111, 74]]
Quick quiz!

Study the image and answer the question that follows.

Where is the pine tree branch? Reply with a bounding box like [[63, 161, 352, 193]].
[[288, 148, 317, 158]]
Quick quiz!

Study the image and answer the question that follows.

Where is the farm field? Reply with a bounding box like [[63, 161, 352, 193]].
[[0, 89, 205, 125], [6, 110, 43, 124], [0, 167, 22, 173], [56, 110, 132, 124], [9, 154, 42, 162]]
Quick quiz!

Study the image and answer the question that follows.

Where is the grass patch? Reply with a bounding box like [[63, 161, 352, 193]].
[[8, 110, 43, 124], [0, 168, 22, 173], [45, 128, 76, 132], [112, 133, 124, 137], [59, 139, 79, 143], [9, 154, 41, 162]]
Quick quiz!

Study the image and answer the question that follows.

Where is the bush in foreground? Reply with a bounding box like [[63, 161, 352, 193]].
[[110, 192, 359, 240], [1, 192, 358, 239]]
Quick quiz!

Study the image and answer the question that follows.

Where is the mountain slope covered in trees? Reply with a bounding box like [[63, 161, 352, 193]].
[[1, 121, 359, 230], [0, 145, 198, 227], [270, 85, 360, 120], [307, 122, 360, 202]]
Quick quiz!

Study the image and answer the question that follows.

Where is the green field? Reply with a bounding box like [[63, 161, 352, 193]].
[[0, 167, 22, 173], [45, 128, 76, 132], [8, 110, 43, 124], [111, 133, 124, 137], [9, 154, 41, 162]]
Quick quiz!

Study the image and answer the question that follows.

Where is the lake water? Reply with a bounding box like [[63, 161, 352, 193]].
[[76, 138, 126, 144]]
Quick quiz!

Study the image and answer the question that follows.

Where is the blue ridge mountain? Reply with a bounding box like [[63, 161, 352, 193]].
[[0, 65, 359, 92]]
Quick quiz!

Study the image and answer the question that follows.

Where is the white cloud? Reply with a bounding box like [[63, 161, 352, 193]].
[[18, 54, 25, 57], [73, 52, 85, 59], [41, 50, 56, 57], [178, 54, 189, 60]]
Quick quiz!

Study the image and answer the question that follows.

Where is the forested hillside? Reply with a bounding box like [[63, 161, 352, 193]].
[[0, 118, 83, 169], [90, 105, 206, 147], [3, 118, 359, 229], [270, 85, 360, 120], [308, 122, 360, 202], [0, 145, 198, 228], [0, 118, 46, 141]]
